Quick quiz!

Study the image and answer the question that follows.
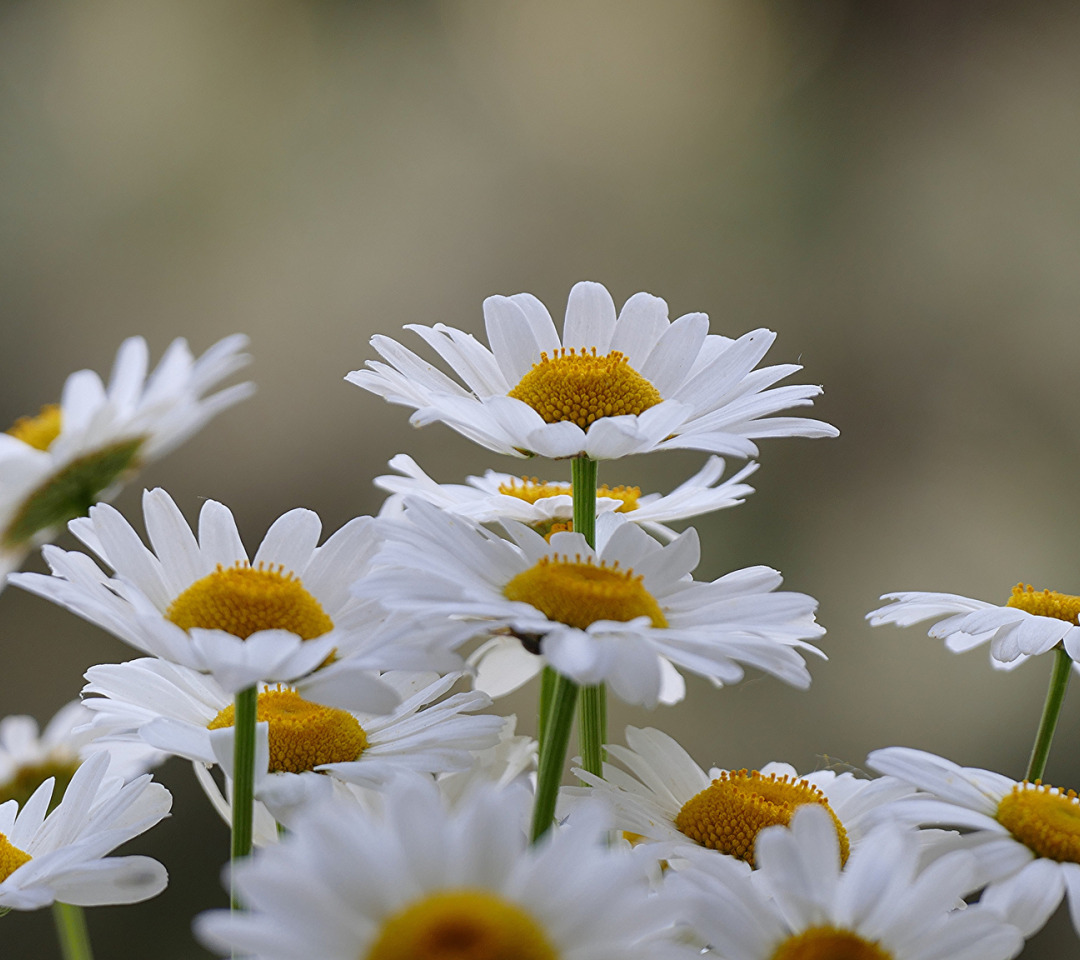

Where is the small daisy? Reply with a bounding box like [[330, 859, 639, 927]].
[[665, 804, 1024, 960], [196, 777, 697, 960], [0, 334, 253, 581], [868, 745, 1080, 938], [0, 701, 162, 810], [376, 453, 757, 541], [9, 488, 450, 694], [867, 584, 1080, 669], [81, 657, 505, 824], [568, 726, 914, 868], [357, 500, 825, 708], [347, 280, 837, 460], [0, 751, 170, 911]]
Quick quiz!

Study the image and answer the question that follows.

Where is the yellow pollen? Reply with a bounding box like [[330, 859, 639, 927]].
[[507, 348, 662, 429], [497, 478, 642, 513], [502, 555, 667, 631], [0, 758, 79, 812], [208, 687, 367, 773], [769, 927, 892, 960], [1007, 584, 1080, 624], [674, 769, 850, 867], [165, 561, 334, 640], [0, 832, 32, 883], [996, 781, 1080, 862], [365, 889, 558, 960], [6, 404, 62, 451]]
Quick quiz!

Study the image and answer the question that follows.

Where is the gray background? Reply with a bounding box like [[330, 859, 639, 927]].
[[2, 1, 1079, 955]]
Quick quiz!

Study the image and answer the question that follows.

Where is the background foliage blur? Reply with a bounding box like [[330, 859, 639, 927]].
[[2, 1, 1079, 955]]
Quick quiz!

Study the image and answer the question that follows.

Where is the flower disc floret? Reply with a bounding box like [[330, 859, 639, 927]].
[[1007, 584, 1080, 624], [6, 405, 62, 451], [0, 758, 78, 811], [165, 561, 334, 641], [503, 555, 667, 631], [507, 348, 662, 429], [365, 889, 558, 960], [208, 687, 367, 774], [996, 781, 1080, 863], [769, 927, 891, 960], [674, 769, 849, 867], [497, 478, 641, 513], [0, 833, 32, 883]]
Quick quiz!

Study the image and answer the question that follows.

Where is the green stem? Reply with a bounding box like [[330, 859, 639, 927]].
[[571, 456, 598, 548], [530, 674, 579, 842], [538, 664, 557, 746], [231, 684, 258, 909], [1025, 646, 1073, 782], [52, 903, 93, 960]]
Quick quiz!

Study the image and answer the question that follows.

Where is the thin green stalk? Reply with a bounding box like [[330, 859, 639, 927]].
[[538, 664, 557, 746], [530, 674, 579, 842], [1025, 646, 1072, 782], [571, 455, 607, 778], [230, 684, 258, 910], [52, 902, 93, 960]]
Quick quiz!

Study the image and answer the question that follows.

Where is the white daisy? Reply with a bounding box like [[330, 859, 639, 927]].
[[347, 280, 837, 460], [665, 804, 1024, 960], [356, 500, 825, 708], [81, 657, 505, 825], [867, 584, 1080, 669], [868, 745, 1080, 939], [376, 453, 757, 542], [568, 726, 915, 868], [0, 334, 253, 581], [436, 715, 537, 806], [0, 701, 162, 811], [0, 751, 170, 911], [195, 777, 697, 960]]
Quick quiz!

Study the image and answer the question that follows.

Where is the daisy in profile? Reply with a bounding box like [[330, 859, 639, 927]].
[[9, 488, 447, 695], [665, 804, 1024, 960], [867, 584, 1080, 669], [375, 453, 757, 542], [196, 777, 697, 960], [0, 334, 253, 581], [0, 752, 170, 911], [568, 726, 915, 867], [0, 701, 162, 810], [868, 746, 1080, 938], [80, 657, 505, 824], [347, 280, 837, 460], [357, 500, 825, 708]]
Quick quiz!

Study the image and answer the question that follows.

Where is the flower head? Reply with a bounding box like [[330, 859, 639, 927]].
[[347, 281, 837, 460]]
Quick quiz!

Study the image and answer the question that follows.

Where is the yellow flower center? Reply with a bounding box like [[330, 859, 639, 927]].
[[996, 781, 1080, 862], [1006, 584, 1080, 624], [365, 889, 558, 960], [507, 348, 662, 429], [770, 927, 892, 960], [0, 758, 80, 812], [0, 832, 32, 883], [674, 769, 849, 867], [502, 555, 667, 631], [165, 561, 334, 640], [208, 687, 367, 773], [6, 404, 62, 451], [497, 478, 642, 513]]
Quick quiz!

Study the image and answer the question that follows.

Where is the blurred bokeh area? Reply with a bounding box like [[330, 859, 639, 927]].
[[3, 0, 1080, 954]]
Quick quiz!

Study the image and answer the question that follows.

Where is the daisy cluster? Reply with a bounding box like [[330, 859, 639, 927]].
[[0, 282, 1074, 959]]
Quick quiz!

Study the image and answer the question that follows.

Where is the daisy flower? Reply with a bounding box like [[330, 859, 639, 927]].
[[867, 584, 1080, 669], [665, 804, 1024, 960], [0, 700, 161, 810], [0, 751, 170, 911], [80, 657, 505, 824], [9, 488, 446, 695], [347, 280, 837, 460], [376, 452, 757, 541], [568, 726, 915, 868], [356, 500, 825, 708], [868, 745, 1080, 938], [0, 334, 253, 581], [196, 777, 697, 960]]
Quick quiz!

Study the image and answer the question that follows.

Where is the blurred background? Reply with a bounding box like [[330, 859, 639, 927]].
[[2, 0, 1079, 954]]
